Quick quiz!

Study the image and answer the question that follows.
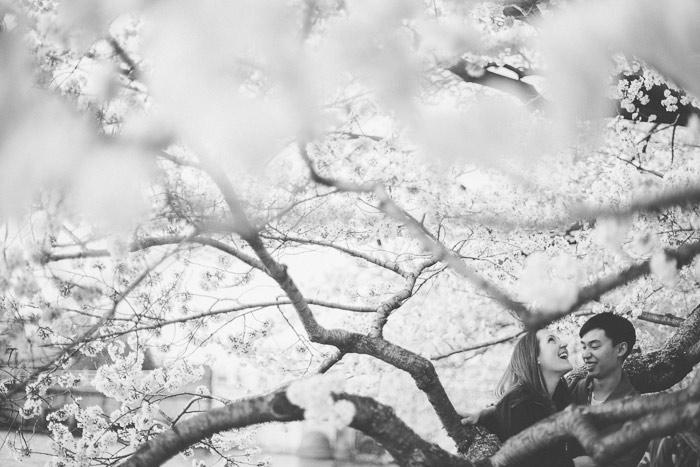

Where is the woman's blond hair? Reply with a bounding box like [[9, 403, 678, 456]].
[[495, 331, 549, 401]]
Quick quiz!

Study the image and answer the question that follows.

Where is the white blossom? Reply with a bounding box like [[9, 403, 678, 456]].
[[517, 252, 581, 313], [628, 232, 658, 257], [593, 216, 631, 252], [211, 429, 257, 452], [650, 251, 678, 287], [692, 259, 700, 283], [287, 374, 356, 429]]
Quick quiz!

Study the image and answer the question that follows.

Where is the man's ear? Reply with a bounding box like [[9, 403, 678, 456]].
[[616, 342, 628, 358]]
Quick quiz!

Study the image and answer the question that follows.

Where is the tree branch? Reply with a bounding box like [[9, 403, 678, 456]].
[[260, 232, 411, 278], [342, 393, 472, 467], [456, 185, 700, 233], [317, 350, 345, 373], [95, 297, 375, 340], [298, 142, 532, 324], [108, 36, 140, 80], [432, 331, 526, 361], [118, 389, 472, 467], [194, 153, 479, 451], [576, 186, 700, 220], [638, 311, 684, 327], [370, 259, 438, 339], [44, 234, 265, 271], [447, 60, 544, 108], [502, 0, 547, 20], [118, 390, 303, 467], [447, 62, 700, 127], [533, 240, 700, 327]]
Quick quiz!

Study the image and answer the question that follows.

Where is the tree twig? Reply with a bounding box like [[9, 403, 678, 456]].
[[432, 331, 526, 361]]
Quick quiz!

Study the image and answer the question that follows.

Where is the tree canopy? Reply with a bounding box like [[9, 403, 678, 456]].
[[0, 1, 699, 466]]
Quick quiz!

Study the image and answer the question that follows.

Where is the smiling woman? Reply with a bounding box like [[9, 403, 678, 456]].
[[464, 331, 575, 467]]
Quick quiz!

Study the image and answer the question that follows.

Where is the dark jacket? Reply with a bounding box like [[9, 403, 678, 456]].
[[568, 371, 647, 467], [480, 380, 574, 467]]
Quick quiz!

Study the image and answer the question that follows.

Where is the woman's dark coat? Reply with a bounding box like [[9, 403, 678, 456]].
[[479, 379, 574, 467]]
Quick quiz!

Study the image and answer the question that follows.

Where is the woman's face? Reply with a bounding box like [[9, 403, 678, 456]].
[[536, 329, 573, 375]]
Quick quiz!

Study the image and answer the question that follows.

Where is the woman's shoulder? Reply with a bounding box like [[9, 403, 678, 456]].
[[498, 384, 542, 409], [553, 378, 573, 410]]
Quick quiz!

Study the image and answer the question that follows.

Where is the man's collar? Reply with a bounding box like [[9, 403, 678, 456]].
[[585, 371, 637, 402]]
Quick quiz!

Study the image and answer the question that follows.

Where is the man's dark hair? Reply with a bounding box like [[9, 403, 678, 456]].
[[579, 312, 636, 360]]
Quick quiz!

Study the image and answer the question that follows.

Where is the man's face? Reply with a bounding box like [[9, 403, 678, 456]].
[[580, 328, 627, 379]]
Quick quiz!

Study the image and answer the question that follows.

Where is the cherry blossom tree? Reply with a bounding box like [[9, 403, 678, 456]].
[[0, 1, 699, 467]]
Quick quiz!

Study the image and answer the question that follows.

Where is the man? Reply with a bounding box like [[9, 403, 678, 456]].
[[570, 312, 646, 467]]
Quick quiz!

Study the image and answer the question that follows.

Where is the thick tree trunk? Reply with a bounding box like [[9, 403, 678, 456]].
[[625, 304, 700, 393]]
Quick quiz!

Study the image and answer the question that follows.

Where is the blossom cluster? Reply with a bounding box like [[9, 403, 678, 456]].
[[287, 374, 356, 430], [0, 245, 41, 299], [39, 349, 209, 466], [93, 348, 143, 404], [46, 402, 121, 467], [517, 252, 584, 314], [22, 373, 55, 419]]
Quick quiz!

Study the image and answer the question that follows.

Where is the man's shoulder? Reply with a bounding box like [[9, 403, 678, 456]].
[[611, 370, 638, 399]]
